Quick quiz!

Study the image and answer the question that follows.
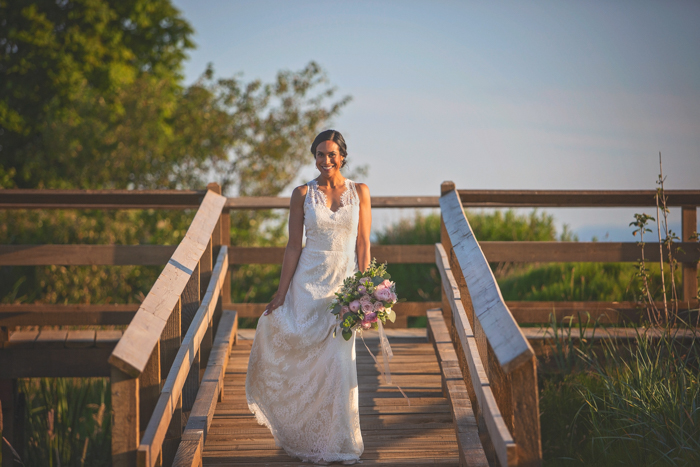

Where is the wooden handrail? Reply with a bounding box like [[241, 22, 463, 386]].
[[225, 195, 441, 209], [440, 182, 542, 466], [457, 189, 700, 207], [2, 189, 698, 210], [2, 241, 698, 266], [109, 190, 226, 377], [0, 189, 205, 209], [440, 191, 534, 373], [137, 246, 228, 466]]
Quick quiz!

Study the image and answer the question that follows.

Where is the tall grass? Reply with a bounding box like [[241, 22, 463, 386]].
[[18, 378, 111, 467], [540, 318, 700, 466]]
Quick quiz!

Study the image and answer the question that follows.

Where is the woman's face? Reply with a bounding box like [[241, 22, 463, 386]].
[[315, 140, 344, 178]]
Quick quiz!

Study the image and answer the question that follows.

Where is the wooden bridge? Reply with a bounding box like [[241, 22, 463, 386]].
[[1, 183, 698, 466]]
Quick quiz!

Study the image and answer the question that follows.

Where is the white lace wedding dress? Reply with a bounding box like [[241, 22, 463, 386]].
[[246, 179, 364, 464]]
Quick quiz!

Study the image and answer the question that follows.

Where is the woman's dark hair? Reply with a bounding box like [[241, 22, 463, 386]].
[[310, 129, 348, 168]]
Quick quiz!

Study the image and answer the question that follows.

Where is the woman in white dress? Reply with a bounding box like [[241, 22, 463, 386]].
[[246, 129, 371, 465]]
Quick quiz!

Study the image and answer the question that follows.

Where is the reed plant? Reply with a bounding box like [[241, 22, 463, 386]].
[[541, 318, 700, 466], [18, 377, 111, 467]]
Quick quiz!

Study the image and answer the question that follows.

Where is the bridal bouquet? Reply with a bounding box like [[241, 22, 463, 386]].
[[329, 259, 399, 341]]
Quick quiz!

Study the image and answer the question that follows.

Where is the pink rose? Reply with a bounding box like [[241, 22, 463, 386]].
[[381, 280, 392, 288], [360, 321, 372, 330], [361, 303, 374, 314], [341, 306, 350, 314], [374, 288, 392, 301], [389, 292, 397, 302], [358, 285, 366, 294], [373, 301, 384, 312], [370, 313, 379, 323], [349, 300, 361, 312], [359, 294, 371, 304]]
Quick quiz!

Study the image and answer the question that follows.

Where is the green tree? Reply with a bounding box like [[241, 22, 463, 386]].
[[0, 0, 349, 305]]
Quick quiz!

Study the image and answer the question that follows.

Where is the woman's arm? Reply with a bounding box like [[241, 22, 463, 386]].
[[355, 183, 372, 272], [264, 185, 306, 315]]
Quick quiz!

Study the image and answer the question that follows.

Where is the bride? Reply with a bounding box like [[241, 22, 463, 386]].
[[246, 129, 370, 465]]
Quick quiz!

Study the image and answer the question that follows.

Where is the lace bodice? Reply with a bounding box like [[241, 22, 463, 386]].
[[304, 179, 360, 253]]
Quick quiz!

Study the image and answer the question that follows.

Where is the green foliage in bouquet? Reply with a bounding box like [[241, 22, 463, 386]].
[[330, 259, 401, 341]]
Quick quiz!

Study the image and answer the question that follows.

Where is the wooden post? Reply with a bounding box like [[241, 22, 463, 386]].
[[139, 342, 161, 436], [510, 358, 543, 466], [181, 259, 201, 425], [200, 239, 213, 298], [681, 206, 698, 306], [181, 262, 201, 334], [182, 350, 200, 424], [161, 299, 182, 465], [200, 238, 214, 380], [441, 181, 456, 332], [222, 209, 231, 305], [111, 367, 139, 467]]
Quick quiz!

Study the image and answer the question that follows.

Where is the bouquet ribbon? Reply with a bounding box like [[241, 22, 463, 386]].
[[361, 321, 410, 405]]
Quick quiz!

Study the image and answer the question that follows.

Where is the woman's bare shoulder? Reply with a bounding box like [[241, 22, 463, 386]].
[[354, 182, 370, 199], [290, 184, 309, 206]]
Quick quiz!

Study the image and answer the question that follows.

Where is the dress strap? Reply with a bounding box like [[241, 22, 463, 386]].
[[342, 180, 360, 207], [305, 179, 326, 206]]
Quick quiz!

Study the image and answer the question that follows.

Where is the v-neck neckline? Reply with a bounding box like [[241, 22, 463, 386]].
[[312, 179, 349, 214]]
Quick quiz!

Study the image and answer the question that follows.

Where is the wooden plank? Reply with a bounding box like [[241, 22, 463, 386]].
[[34, 329, 68, 348], [440, 191, 534, 373], [436, 243, 517, 467], [426, 310, 488, 466], [173, 430, 204, 467], [112, 367, 140, 467], [5, 330, 39, 348], [457, 189, 700, 207], [225, 196, 441, 210], [479, 241, 700, 263], [5, 240, 674, 269], [228, 245, 436, 264], [0, 244, 176, 266], [0, 304, 137, 326], [226, 301, 440, 319], [65, 330, 96, 348], [0, 189, 204, 209], [109, 190, 227, 378], [0, 347, 114, 378], [96, 330, 123, 347], [183, 311, 239, 443], [682, 207, 699, 305], [138, 248, 228, 467]]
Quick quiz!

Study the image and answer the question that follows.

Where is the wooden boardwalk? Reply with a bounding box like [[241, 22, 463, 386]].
[[203, 329, 462, 466]]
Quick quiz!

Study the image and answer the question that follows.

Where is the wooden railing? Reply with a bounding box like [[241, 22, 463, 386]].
[[106, 188, 229, 466], [439, 182, 541, 466], [1, 185, 698, 466]]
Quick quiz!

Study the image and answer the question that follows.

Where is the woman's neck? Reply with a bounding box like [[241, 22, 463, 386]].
[[317, 173, 346, 188]]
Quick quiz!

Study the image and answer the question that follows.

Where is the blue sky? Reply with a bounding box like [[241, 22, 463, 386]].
[[172, 0, 700, 239]]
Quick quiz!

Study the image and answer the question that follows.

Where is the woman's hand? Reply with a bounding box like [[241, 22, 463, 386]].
[[263, 290, 285, 316]]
